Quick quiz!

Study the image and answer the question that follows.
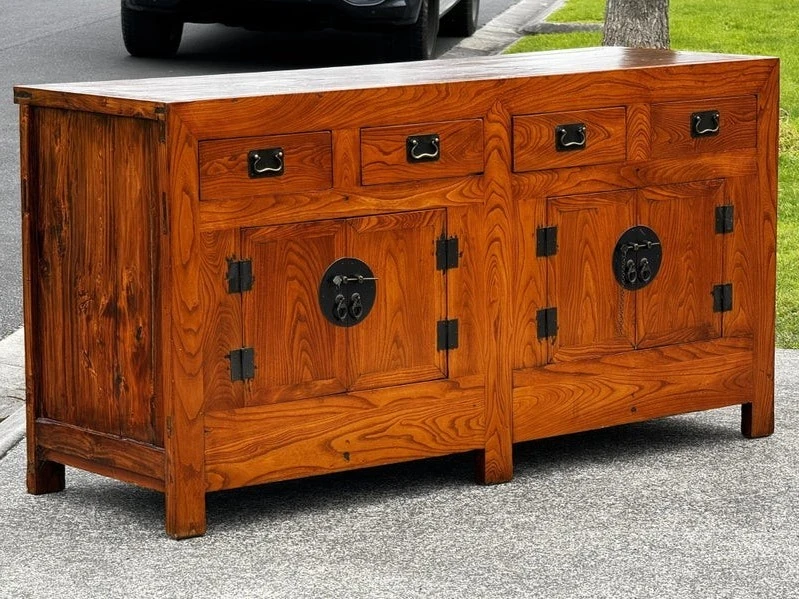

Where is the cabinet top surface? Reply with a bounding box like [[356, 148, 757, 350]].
[[14, 47, 775, 106]]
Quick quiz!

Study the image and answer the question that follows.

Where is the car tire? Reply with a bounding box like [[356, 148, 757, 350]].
[[121, 4, 184, 58], [391, 0, 439, 61], [440, 0, 479, 37]]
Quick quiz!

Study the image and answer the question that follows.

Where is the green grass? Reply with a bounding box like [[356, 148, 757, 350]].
[[509, 0, 799, 347]]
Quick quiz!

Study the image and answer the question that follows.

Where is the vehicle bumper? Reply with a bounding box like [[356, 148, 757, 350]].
[[123, 0, 423, 28]]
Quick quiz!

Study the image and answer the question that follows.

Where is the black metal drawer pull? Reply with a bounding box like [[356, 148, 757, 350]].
[[555, 123, 587, 151], [691, 111, 720, 137], [406, 134, 440, 162], [248, 147, 284, 178]]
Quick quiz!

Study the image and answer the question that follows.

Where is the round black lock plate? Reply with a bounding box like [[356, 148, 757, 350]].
[[319, 258, 377, 327], [612, 226, 663, 291]]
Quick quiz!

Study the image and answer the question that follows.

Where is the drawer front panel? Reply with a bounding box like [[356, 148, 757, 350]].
[[513, 107, 627, 172], [199, 131, 332, 201], [651, 95, 757, 159], [361, 119, 484, 185]]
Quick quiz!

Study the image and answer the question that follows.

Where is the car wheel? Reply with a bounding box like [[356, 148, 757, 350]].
[[391, 0, 439, 61], [440, 0, 479, 37], [121, 4, 184, 58]]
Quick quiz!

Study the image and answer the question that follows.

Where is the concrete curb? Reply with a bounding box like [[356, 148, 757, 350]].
[[0, 327, 25, 459], [0, 405, 25, 459], [442, 0, 565, 58]]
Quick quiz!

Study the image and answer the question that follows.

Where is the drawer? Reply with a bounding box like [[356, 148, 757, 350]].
[[360, 119, 484, 185], [651, 95, 757, 159], [199, 131, 332, 201], [513, 107, 626, 172]]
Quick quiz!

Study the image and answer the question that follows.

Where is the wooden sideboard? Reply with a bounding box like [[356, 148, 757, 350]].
[[15, 47, 778, 539]]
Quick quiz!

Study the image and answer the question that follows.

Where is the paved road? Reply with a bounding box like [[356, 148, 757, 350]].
[[0, 0, 524, 339]]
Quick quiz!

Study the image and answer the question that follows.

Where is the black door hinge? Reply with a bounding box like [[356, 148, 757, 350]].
[[536, 226, 558, 257], [712, 284, 733, 313], [436, 235, 459, 271], [715, 205, 734, 234], [227, 258, 253, 293], [437, 319, 459, 351], [229, 347, 255, 382], [537, 307, 558, 339]]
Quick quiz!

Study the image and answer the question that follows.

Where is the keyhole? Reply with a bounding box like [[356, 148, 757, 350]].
[[349, 293, 363, 320], [334, 294, 348, 322]]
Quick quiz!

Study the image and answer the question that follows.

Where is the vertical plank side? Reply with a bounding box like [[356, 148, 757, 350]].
[[742, 61, 778, 438], [22, 105, 65, 493], [70, 112, 116, 434], [164, 111, 207, 538], [475, 99, 514, 484], [113, 117, 160, 445], [34, 109, 76, 427], [332, 128, 360, 189]]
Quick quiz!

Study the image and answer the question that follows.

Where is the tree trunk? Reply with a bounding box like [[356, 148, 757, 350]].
[[603, 0, 670, 49]]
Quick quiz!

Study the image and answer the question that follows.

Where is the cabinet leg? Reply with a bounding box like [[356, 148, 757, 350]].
[[165, 486, 207, 540], [475, 448, 513, 485], [27, 458, 65, 495], [741, 401, 774, 439]]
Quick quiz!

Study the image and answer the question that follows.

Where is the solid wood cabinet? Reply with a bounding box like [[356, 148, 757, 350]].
[[15, 48, 778, 538]]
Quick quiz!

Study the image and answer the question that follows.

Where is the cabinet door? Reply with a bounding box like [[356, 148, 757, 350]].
[[548, 190, 637, 362], [637, 180, 724, 348], [347, 210, 448, 390], [243, 221, 349, 404]]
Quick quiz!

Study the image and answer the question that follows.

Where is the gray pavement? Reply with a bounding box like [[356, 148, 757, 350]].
[[4, 2, 799, 598]]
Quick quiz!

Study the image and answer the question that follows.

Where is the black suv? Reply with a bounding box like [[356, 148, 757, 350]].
[[121, 0, 480, 61]]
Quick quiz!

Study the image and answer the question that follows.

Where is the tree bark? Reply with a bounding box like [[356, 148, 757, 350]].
[[603, 0, 670, 49]]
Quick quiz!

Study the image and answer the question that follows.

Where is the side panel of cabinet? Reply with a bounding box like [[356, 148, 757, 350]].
[[29, 108, 160, 445], [637, 180, 724, 348], [243, 221, 349, 404], [548, 190, 637, 362], [347, 210, 447, 390]]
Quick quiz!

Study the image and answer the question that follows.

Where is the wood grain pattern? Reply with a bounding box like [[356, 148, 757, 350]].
[[475, 100, 514, 485], [243, 221, 348, 405], [164, 112, 206, 539], [205, 376, 485, 491], [513, 338, 753, 442], [166, 60, 775, 142], [21, 105, 66, 494], [200, 229, 243, 412], [513, 107, 626, 172], [361, 119, 484, 185], [626, 103, 651, 162], [548, 190, 637, 362], [29, 110, 160, 444], [742, 62, 779, 438], [197, 176, 485, 231], [512, 195, 547, 371], [37, 419, 165, 491], [637, 180, 724, 348], [113, 117, 160, 444], [511, 151, 757, 201], [348, 210, 447, 390], [651, 95, 758, 159], [199, 131, 332, 201], [332, 128, 361, 189], [724, 176, 757, 337]]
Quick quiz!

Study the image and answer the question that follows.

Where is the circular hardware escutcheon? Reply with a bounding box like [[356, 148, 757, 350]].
[[612, 226, 663, 291], [318, 258, 377, 327]]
